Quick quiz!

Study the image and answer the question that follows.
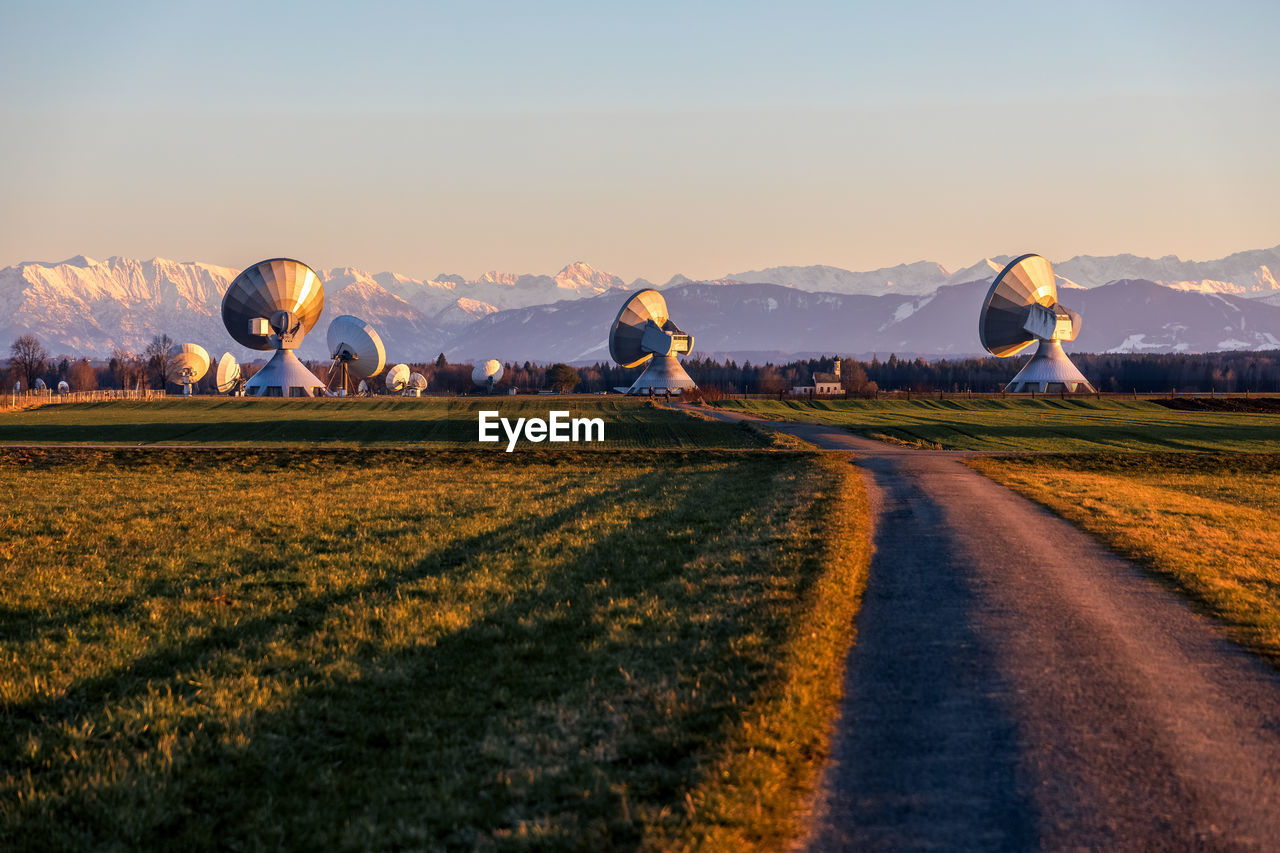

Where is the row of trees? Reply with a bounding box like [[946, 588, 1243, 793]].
[[11, 333, 1280, 395], [6, 334, 203, 392]]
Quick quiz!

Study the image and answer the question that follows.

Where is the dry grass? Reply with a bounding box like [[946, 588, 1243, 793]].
[[969, 453, 1280, 665], [0, 447, 868, 851]]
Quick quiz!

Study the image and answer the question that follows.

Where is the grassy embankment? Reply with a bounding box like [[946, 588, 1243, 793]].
[[0, 438, 870, 850], [969, 453, 1280, 666], [712, 397, 1280, 452], [0, 397, 764, 449]]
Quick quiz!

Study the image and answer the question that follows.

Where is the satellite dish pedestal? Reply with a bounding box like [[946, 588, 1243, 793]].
[[1005, 338, 1092, 393]]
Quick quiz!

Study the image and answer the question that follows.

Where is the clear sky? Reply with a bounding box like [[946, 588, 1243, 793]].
[[2, 0, 1277, 282]]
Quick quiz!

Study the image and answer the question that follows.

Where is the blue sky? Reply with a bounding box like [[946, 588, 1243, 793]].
[[2, 1, 1276, 280]]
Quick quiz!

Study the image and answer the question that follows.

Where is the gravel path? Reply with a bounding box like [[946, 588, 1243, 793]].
[[690, 407, 1280, 851]]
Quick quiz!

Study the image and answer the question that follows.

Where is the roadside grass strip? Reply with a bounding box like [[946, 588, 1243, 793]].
[[969, 453, 1280, 666]]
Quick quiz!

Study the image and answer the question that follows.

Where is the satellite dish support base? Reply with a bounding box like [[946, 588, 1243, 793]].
[[625, 354, 697, 395], [1004, 338, 1095, 393]]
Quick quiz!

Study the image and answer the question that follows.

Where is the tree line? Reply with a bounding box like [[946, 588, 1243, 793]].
[[9, 333, 1280, 394]]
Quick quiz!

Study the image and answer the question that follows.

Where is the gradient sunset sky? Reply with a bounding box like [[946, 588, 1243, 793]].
[[2, 0, 1276, 282]]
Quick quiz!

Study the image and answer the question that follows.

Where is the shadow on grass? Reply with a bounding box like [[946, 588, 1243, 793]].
[[2, 455, 810, 850]]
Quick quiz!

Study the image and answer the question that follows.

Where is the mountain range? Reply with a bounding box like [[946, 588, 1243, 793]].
[[2, 246, 1279, 365]]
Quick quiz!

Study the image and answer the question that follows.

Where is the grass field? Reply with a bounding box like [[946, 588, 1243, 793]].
[[0, 446, 869, 851], [711, 398, 1280, 452], [0, 398, 768, 449], [969, 453, 1280, 665]]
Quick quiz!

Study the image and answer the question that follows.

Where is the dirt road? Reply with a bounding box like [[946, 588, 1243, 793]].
[[693, 408, 1280, 850]]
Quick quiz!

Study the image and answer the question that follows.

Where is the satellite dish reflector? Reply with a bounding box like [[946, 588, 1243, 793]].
[[326, 315, 386, 379], [34, 378, 46, 391], [171, 343, 211, 381], [215, 352, 242, 394], [357, 379, 369, 395], [222, 258, 327, 397], [222, 258, 325, 351], [325, 314, 386, 395], [408, 372, 428, 390], [979, 254, 1094, 393], [385, 363, 411, 393], [472, 359, 504, 392], [608, 289, 697, 395], [57, 380, 69, 394]]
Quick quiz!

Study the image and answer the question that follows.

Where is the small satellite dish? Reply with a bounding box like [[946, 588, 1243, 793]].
[[221, 258, 327, 397], [979, 254, 1095, 393], [608, 289, 697, 395], [215, 352, 244, 395], [385, 363, 411, 393], [57, 380, 69, 394], [357, 379, 369, 395], [34, 378, 46, 391], [406, 372, 428, 397], [471, 359, 504, 393], [170, 343, 211, 397], [325, 315, 386, 395]]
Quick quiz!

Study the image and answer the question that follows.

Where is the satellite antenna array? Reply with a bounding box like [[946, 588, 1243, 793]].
[[472, 359, 504, 393], [170, 343, 211, 397], [221, 258, 327, 397], [608, 289, 697, 395], [215, 352, 244, 395], [326, 315, 386, 396], [978, 254, 1095, 393]]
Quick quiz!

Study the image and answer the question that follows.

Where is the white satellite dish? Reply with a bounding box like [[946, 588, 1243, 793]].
[[385, 363, 411, 393], [406, 372, 428, 397], [326, 314, 386, 395], [979, 254, 1095, 393], [170, 343, 211, 397], [609, 289, 697, 395], [57, 380, 69, 394], [221, 258, 327, 397], [34, 378, 46, 391], [215, 352, 243, 395], [471, 359, 504, 393], [357, 379, 369, 395]]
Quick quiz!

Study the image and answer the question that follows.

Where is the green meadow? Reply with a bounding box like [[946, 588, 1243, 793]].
[[711, 397, 1280, 452], [0, 403, 870, 850]]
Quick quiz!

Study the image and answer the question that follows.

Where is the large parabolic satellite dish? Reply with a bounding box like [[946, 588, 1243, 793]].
[[608, 289, 697, 394], [222, 258, 327, 397], [170, 342, 210, 396], [215, 352, 243, 395], [471, 359, 504, 392], [979, 254, 1095, 393], [326, 315, 386, 395]]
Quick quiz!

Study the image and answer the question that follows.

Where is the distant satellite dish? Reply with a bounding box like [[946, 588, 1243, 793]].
[[170, 343, 210, 397], [215, 352, 243, 395], [609, 289, 697, 395], [326, 314, 386, 395], [357, 378, 369, 395], [406, 372, 428, 397], [471, 359, 504, 392], [34, 378, 46, 391], [57, 380, 69, 394], [221, 258, 327, 397], [979, 254, 1094, 393], [386, 363, 411, 393]]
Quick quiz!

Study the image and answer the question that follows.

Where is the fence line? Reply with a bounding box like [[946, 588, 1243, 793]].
[[5, 388, 165, 409]]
